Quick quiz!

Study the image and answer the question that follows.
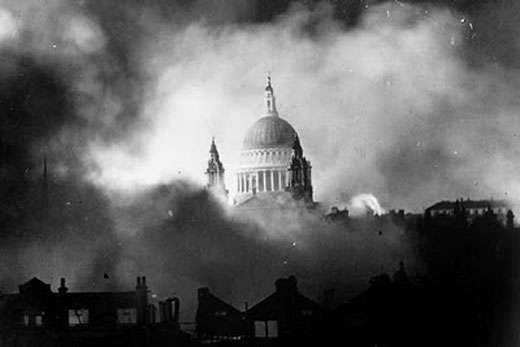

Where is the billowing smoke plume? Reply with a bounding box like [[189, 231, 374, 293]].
[[349, 193, 386, 216]]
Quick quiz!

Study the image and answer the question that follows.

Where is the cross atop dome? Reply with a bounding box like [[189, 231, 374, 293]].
[[264, 72, 278, 117]]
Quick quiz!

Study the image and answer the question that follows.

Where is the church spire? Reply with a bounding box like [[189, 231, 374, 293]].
[[264, 72, 278, 117]]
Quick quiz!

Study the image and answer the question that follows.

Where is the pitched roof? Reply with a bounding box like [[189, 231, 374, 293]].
[[248, 290, 321, 317], [19, 277, 52, 294], [197, 288, 243, 314]]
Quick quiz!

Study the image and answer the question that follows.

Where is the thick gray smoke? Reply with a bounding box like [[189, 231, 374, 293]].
[[1, 0, 520, 324], [83, 1, 520, 212], [102, 184, 413, 320]]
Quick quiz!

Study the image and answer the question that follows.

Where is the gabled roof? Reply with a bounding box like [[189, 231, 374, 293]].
[[19, 277, 52, 295], [197, 288, 243, 315], [247, 277, 323, 317], [248, 290, 322, 317]]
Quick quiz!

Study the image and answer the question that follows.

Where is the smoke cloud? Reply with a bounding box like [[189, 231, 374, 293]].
[[83, 1, 520, 212]]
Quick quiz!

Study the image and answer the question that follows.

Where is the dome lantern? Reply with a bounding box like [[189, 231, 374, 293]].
[[264, 72, 278, 117]]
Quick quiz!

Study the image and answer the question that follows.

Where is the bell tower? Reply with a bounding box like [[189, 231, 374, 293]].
[[287, 134, 313, 203], [205, 137, 227, 197]]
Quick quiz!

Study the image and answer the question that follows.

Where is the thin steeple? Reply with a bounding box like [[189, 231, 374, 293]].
[[264, 72, 278, 116]]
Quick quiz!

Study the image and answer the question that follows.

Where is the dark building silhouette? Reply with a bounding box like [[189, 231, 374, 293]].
[[195, 287, 245, 344], [0, 276, 189, 347], [333, 267, 437, 347], [245, 276, 328, 347], [194, 277, 330, 347], [426, 198, 510, 225], [416, 201, 520, 347]]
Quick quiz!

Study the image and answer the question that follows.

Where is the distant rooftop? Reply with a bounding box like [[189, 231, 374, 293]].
[[426, 199, 510, 211]]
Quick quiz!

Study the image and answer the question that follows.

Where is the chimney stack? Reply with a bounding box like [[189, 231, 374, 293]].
[[159, 301, 167, 322], [171, 298, 180, 324], [58, 278, 68, 294], [275, 276, 298, 295]]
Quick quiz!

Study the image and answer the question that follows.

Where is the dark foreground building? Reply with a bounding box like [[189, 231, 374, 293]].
[[195, 277, 329, 347], [0, 276, 189, 347], [246, 276, 329, 347], [195, 287, 245, 344]]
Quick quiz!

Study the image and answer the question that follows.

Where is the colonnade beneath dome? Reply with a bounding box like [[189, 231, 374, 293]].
[[237, 169, 288, 193]]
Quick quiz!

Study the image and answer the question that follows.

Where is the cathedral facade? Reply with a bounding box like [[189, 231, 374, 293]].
[[205, 76, 313, 208]]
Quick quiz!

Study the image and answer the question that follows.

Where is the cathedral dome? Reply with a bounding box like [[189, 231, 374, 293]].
[[234, 75, 313, 206], [243, 116, 297, 150]]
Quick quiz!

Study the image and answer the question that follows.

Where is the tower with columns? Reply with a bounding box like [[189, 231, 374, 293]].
[[287, 134, 313, 202], [205, 137, 227, 197]]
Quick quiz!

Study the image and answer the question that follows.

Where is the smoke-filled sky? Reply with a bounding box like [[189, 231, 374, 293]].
[[1, 0, 520, 209], [2, 0, 520, 321], [79, 0, 520, 211]]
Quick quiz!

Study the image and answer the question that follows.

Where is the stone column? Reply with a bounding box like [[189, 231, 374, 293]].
[[262, 171, 267, 192], [278, 171, 283, 191], [270, 170, 275, 192]]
